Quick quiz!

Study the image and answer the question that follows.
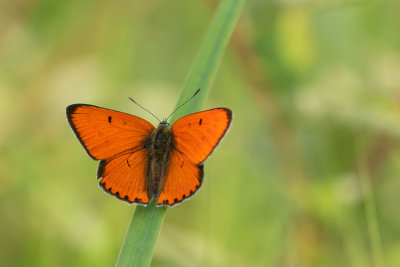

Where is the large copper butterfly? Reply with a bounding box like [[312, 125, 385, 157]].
[[66, 90, 232, 206]]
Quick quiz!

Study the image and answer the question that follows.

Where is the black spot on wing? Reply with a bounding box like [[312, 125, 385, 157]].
[[199, 118, 202, 125], [108, 116, 112, 123]]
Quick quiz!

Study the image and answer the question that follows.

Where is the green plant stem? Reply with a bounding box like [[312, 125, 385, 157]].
[[116, 200, 166, 267], [115, 1, 245, 266], [169, 0, 245, 123], [358, 150, 384, 267]]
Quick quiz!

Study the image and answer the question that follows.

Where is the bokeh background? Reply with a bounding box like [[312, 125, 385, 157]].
[[1, 0, 400, 266]]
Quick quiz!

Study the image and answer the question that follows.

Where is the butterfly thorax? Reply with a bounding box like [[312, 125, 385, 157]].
[[144, 123, 174, 200]]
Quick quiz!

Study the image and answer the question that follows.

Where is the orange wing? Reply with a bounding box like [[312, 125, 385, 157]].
[[66, 104, 154, 205], [171, 108, 232, 164], [66, 104, 154, 160], [157, 149, 203, 206], [98, 148, 149, 205]]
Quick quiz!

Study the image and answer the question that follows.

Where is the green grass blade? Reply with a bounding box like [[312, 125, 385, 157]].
[[357, 143, 384, 267], [115, 1, 245, 267], [169, 0, 245, 123], [116, 200, 166, 267]]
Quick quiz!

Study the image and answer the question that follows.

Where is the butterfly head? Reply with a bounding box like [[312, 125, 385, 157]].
[[160, 120, 170, 127]]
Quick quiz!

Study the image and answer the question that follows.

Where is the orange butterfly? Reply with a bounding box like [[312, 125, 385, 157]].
[[66, 93, 232, 206]]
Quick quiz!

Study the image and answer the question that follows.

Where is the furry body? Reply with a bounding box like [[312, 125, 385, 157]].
[[144, 122, 174, 200]]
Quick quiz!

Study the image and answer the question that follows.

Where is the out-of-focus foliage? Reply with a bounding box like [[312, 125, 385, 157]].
[[1, 0, 400, 266]]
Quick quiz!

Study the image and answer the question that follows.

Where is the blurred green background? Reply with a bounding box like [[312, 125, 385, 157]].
[[1, 0, 400, 266]]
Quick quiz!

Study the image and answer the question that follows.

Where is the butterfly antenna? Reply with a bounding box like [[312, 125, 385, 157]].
[[165, 88, 201, 121], [129, 97, 161, 123]]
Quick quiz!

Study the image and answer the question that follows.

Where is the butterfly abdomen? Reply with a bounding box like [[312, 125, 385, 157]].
[[145, 123, 174, 200]]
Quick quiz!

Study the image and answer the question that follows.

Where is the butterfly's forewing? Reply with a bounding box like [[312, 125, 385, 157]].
[[66, 104, 154, 160], [171, 108, 232, 164], [98, 148, 149, 204], [157, 149, 203, 206], [66, 104, 155, 205]]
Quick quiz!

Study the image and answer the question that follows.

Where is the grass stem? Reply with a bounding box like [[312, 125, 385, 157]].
[[115, 1, 244, 266]]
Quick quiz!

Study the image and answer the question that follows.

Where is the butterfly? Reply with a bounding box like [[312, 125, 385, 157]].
[[66, 93, 232, 206]]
